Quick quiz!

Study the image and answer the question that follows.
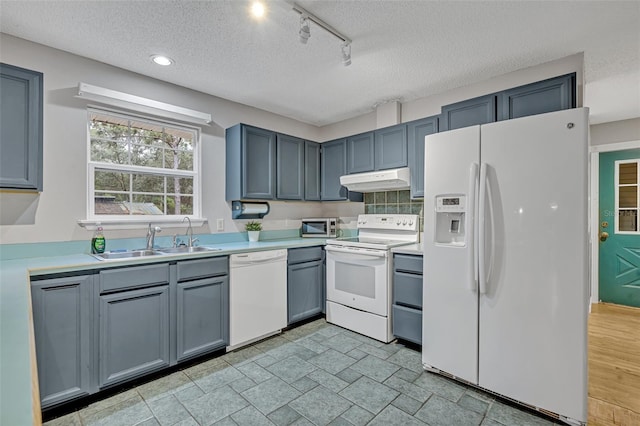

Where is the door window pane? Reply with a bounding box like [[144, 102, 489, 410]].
[[619, 186, 637, 208], [619, 210, 637, 232], [619, 163, 637, 184]]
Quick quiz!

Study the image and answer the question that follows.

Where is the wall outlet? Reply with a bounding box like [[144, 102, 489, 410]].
[[216, 218, 224, 232]]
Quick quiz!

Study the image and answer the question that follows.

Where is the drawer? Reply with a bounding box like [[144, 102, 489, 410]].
[[393, 254, 423, 274], [288, 246, 323, 265], [393, 271, 423, 309], [177, 257, 228, 282], [100, 264, 169, 293], [392, 304, 422, 345]]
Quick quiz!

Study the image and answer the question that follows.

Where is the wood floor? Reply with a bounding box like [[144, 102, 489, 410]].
[[588, 303, 640, 425]]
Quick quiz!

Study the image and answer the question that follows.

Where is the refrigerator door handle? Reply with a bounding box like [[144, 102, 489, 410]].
[[468, 162, 479, 292], [478, 162, 488, 294]]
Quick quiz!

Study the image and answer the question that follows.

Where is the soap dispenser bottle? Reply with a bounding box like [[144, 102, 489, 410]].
[[91, 225, 106, 254]]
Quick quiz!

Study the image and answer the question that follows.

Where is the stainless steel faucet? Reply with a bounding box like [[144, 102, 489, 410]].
[[146, 223, 161, 250], [183, 217, 197, 247]]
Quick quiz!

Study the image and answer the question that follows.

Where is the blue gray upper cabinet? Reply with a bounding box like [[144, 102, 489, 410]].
[[374, 123, 407, 170], [0, 63, 43, 191], [276, 134, 304, 200], [440, 93, 499, 131], [500, 73, 576, 120], [304, 141, 321, 201], [321, 139, 348, 200], [347, 132, 375, 174], [226, 124, 276, 200], [407, 116, 438, 198]]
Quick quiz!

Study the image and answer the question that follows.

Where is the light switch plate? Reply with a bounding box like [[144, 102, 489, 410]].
[[216, 218, 224, 232]]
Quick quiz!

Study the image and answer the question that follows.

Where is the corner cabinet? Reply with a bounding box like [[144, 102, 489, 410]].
[[287, 247, 324, 324], [175, 257, 229, 362], [321, 139, 363, 202], [304, 141, 321, 201], [408, 116, 438, 199], [392, 253, 423, 345], [0, 63, 43, 191], [31, 275, 95, 408], [226, 124, 276, 200]]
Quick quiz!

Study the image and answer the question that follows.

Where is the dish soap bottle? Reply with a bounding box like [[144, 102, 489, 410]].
[[91, 225, 106, 254]]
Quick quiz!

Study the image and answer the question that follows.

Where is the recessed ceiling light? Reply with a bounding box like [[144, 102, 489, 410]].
[[150, 55, 174, 66], [251, 1, 265, 19]]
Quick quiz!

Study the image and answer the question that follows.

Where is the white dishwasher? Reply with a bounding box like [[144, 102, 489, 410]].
[[228, 249, 288, 350]]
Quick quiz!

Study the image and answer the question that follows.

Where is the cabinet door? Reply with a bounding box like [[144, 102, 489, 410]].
[[501, 73, 575, 120], [276, 134, 304, 200], [321, 139, 348, 200], [288, 260, 323, 324], [374, 124, 407, 170], [0, 63, 43, 191], [31, 275, 93, 408], [242, 125, 276, 199], [99, 286, 170, 388], [347, 132, 375, 174], [304, 141, 321, 201], [176, 276, 228, 362], [441, 94, 498, 131], [407, 116, 438, 198]]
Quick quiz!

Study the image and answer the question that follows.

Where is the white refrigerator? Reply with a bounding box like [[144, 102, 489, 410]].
[[422, 108, 589, 425]]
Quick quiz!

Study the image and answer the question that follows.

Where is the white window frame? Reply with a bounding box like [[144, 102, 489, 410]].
[[614, 159, 640, 235], [79, 107, 205, 229]]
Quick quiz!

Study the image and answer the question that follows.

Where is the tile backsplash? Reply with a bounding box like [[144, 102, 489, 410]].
[[364, 190, 424, 231]]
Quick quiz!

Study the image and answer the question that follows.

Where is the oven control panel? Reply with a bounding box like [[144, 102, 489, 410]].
[[356, 214, 419, 231]]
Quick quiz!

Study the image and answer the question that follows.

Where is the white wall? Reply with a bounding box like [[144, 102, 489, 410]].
[[319, 54, 584, 141], [591, 118, 640, 146], [0, 34, 362, 244], [0, 36, 618, 246]]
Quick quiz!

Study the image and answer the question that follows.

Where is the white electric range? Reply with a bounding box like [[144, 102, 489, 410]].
[[325, 214, 419, 342]]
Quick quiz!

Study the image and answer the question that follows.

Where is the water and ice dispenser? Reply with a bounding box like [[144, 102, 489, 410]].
[[435, 195, 466, 246]]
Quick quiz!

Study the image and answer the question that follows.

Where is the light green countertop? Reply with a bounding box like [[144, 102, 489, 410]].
[[0, 237, 326, 426]]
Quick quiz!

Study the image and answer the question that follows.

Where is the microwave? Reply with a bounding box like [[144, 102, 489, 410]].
[[301, 218, 337, 238]]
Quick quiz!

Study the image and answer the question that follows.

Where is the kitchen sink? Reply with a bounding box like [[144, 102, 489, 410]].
[[156, 246, 221, 254], [92, 249, 163, 260]]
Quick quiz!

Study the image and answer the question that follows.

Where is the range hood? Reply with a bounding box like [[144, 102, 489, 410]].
[[340, 167, 411, 192]]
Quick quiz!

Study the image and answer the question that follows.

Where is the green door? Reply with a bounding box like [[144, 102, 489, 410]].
[[599, 149, 640, 307]]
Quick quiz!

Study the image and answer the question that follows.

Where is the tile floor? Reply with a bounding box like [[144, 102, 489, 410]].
[[45, 319, 558, 426]]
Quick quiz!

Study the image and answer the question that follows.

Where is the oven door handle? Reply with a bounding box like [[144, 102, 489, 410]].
[[325, 245, 388, 258]]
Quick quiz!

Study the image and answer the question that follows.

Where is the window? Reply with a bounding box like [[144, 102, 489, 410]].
[[616, 159, 640, 233], [87, 109, 201, 222]]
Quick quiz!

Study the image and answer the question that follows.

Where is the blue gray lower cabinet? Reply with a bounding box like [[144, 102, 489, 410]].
[[31, 256, 230, 409], [99, 284, 171, 388], [392, 253, 423, 345], [175, 257, 229, 362], [31, 275, 95, 408], [287, 247, 324, 324]]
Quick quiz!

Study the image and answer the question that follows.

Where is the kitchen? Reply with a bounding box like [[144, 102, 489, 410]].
[[1, 1, 640, 426]]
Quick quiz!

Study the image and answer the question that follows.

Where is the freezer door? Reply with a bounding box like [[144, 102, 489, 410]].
[[478, 108, 588, 422], [422, 125, 480, 384]]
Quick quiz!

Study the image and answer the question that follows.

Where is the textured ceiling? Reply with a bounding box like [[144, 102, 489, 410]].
[[1, 0, 639, 126]]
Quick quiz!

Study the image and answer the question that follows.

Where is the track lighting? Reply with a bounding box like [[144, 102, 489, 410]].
[[290, 2, 353, 66], [299, 16, 310, 44], [341, 42, 351, 67]]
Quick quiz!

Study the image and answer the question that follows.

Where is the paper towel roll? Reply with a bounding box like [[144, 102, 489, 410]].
[[241, 203, 269, 215]]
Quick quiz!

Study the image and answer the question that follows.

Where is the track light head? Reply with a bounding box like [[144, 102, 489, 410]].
[[342, 42, 352, 66], [299, 16, 310, 44]]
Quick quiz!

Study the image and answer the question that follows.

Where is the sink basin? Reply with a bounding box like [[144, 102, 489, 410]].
[[157, 246, 221, 254], [92, 249, 164, 260]]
